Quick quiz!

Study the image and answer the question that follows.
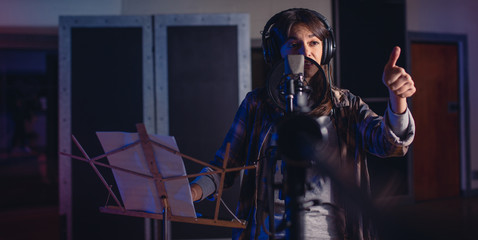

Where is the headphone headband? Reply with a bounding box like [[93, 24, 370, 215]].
[[261, 8, 336, 65]]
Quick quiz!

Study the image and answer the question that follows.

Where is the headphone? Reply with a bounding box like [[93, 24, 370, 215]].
[[261, 8, 336, 66]]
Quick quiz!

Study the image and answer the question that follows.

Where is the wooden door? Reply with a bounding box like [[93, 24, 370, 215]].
[[411, 42, 460, 201]]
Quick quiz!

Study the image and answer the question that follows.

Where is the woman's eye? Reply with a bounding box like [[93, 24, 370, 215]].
[[310, 41, 320, 46]]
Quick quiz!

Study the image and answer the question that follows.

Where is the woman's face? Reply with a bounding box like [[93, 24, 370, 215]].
[[280, 23, 322, 81]]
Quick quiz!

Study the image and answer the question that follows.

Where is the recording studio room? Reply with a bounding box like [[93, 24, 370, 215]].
[[1, 0, 478, 239]]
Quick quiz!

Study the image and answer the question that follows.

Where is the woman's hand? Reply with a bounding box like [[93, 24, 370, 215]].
[[190, 183, 203, 202], [382, 46, 416, 113]]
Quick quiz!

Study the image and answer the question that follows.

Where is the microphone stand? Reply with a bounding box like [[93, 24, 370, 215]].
[[265, 55, 318, 240], [285, 77, 308, 240], [281, 55, 311, 240]]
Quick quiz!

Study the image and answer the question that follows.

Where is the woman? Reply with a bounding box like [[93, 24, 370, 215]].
[[191, 8, 415, 239]]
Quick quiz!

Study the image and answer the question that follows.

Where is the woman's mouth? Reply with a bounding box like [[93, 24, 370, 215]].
[[304, 60, 312, 69]]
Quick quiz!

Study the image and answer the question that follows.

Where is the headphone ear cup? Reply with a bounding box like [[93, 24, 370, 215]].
[[321, 33, 336, 65], [262, 36, 271, 65], [321, 37, 329, 65], [311, 10, 335, 65], [262, 12, 281, 65], [268, 36, 280, 65], [267, 40, 273, 65], [261, 25, 270, 64], [327, 30, 336, 64], [263, 30, 280, 66]]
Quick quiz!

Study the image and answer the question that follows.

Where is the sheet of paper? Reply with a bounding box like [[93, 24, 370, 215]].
[[96, 132, 196, 218]]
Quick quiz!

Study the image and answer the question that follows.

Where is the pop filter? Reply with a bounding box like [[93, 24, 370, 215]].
[[266, 56, 327, 112]]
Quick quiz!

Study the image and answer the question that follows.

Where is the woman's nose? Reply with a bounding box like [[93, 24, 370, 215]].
[[297, 45, 306, 55], [297, 45, 310, 57]]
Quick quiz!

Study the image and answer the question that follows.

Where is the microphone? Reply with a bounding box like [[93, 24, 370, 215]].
[[266, 54, 324, 112], [285, 54, 304, 76], [283, 55, 311, 113]]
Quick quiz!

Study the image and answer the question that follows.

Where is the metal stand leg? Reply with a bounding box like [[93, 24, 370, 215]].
[[161, 207, 170, 240]]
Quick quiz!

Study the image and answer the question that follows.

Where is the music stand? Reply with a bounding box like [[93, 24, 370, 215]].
[[60, 123, 255, 239]]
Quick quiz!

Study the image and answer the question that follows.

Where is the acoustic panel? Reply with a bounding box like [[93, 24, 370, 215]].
[[59, 16, 154, 240], [155, 14, 251, 239]]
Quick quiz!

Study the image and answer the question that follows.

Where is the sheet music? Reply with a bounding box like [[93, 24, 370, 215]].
[[96, 132, 196, 218]]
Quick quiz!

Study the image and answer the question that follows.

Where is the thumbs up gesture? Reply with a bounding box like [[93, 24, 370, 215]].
[[382, 46, 416, 113]]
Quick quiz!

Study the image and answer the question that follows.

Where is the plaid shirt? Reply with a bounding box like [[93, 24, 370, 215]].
[[204, 87, 415, 240]]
